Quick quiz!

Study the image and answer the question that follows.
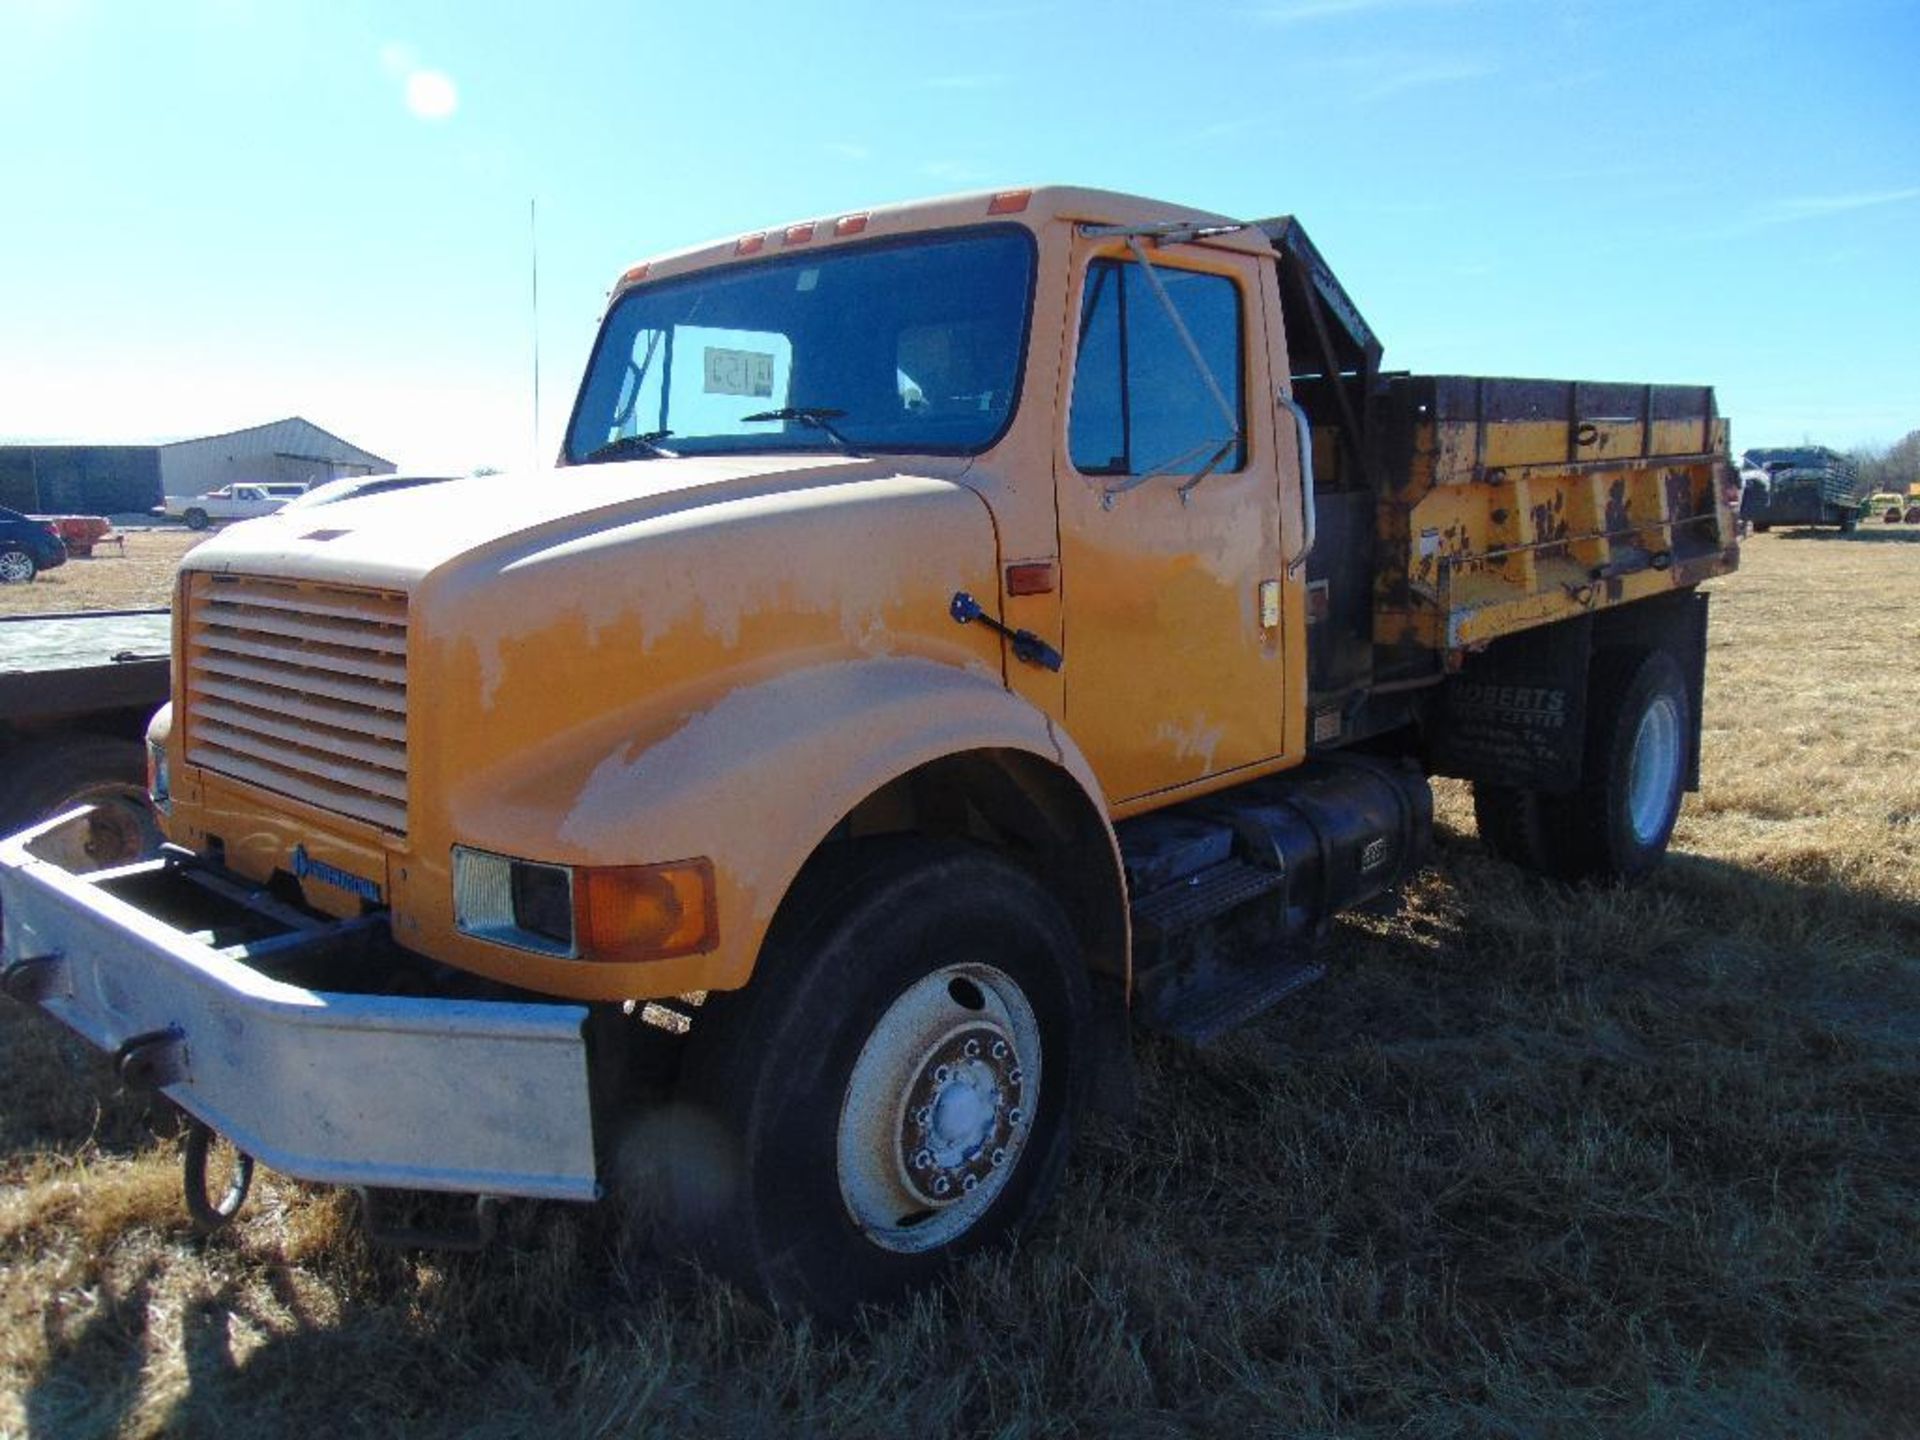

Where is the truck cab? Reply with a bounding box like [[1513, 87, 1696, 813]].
[[2, 187, 1736, 1318]]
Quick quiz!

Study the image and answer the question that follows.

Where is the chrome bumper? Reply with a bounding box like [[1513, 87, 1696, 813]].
[[0, 812, 598, 1202]]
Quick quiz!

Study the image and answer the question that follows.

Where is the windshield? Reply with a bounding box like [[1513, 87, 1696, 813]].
[[565, 226, 1034, 462]]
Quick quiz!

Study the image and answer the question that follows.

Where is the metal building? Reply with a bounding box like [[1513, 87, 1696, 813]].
[[0, 418, 394, 515]]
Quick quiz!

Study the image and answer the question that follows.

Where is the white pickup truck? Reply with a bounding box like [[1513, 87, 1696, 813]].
[[154, 482, 308, 530]]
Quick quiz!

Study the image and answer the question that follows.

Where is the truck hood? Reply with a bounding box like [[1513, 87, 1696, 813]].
[[179, 453, 952, 591]]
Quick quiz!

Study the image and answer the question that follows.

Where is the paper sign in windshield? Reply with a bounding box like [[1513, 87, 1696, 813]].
[[704, 348, 775, 398]]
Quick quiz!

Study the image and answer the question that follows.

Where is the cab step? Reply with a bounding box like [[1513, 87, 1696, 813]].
[[1130, 859, 1284, 940], [1134, 954, 1327, 1044]]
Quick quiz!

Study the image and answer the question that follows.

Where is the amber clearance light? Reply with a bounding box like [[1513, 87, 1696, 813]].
[[576, 859, 718, 963]]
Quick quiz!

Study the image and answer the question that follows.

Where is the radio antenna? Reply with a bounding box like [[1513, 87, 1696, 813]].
[[530, 196, 542, 466]]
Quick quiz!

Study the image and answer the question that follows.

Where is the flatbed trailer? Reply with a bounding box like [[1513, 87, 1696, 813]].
[[0, 608, 169, 871]]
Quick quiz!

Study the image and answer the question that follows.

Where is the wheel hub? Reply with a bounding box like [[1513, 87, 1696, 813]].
[[836, 962, 1042, 1253], [899, 1025, 1025, 1205], [1626, 694, 1682, 844]]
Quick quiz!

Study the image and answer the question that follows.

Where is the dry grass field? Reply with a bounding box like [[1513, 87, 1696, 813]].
[[2, 529, 1917, 1438], [0, 529, 207, 616]]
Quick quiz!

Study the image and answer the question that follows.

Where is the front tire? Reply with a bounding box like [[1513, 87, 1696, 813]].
[[0, 545, 36, 583], [657, 841, 1089, 1318]]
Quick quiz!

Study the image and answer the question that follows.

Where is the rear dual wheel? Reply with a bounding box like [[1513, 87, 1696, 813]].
[[1474, 648, 1688, 883], [654, 842, 1088, 1319]]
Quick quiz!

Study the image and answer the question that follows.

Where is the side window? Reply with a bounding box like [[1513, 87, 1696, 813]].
[[1069, 259, 1244, 477]]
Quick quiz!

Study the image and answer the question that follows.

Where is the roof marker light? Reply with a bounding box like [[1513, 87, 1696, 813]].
[[620, 263, 650, 286], [987, 190, 1032, 215], [736, 232, 766, 255], [783, 222, 816, 245], [834, 213, 869, 236]]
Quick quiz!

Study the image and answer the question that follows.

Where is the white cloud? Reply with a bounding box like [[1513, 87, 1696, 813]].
[[1760, 186, 1920, 224], [1249, 0, 1463, 25], [404, 69, 459, 121], [1354, 56, 1494, 99], [921, 160, 992, 183], [925, 74, 1009, 91]]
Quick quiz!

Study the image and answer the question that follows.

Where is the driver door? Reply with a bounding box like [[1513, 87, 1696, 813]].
[[1055, 237, 1292, 807]]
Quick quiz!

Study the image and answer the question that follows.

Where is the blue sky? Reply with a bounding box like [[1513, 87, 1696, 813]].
[[2, 0, 1915, 473]]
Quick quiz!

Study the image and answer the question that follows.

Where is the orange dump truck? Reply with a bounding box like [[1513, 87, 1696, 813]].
[[1, 187, 1737, 1315]]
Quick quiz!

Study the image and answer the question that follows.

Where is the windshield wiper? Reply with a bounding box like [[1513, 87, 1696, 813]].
[[580, 430, 677, 464], [739, 407, 860, 452]]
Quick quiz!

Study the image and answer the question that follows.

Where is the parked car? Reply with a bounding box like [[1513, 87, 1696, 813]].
[[0, 506, 69, 583], [155, 483, 309, 530], [276, 474, 457, 512]]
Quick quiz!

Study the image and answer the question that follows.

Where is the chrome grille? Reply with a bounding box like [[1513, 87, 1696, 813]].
[[185, 574, 409, 832]]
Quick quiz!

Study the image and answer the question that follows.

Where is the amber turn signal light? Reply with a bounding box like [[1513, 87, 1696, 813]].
[[576, 859, 718, 963]]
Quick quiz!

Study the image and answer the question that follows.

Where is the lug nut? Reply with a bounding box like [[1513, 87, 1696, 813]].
[[962, 1174, 979, 1193], [912, 1148, 933, 1170], [964, 1038, 980, 1057], [934, 1065, 951, 1085], [1008, 1108, 1024, 1127], [990, 1148, 1007, 1168], [991, 1041, 1008, 1060], [933, 1176, 952, 1197]]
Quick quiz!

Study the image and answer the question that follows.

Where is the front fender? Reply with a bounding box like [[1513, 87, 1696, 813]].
[[442, 656, 1115, 1001]]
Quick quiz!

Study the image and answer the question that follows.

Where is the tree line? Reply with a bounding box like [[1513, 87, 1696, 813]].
[[1851, 429, 1920, 493]]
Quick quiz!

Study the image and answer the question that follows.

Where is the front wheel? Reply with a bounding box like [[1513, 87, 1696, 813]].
[[654, 842, 1089, 1318], [0, 545, 36, 583]]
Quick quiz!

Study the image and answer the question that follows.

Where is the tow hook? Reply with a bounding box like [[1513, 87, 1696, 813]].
[[114, 1026, 189, 1089], [1, 952, 63, 1004], [182, 1119, 255, 1233]]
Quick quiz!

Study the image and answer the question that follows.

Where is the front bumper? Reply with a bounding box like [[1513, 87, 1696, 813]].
[[1, 812, 598, 1201]]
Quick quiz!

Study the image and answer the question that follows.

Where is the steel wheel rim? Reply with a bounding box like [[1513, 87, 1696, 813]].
[[29, 787, 162, 873], [1627, 694, 1682, 844], [0, 550, 32, 583], [837, 962, 1041, 1254]]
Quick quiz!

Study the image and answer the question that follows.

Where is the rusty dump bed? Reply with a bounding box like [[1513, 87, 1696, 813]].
[[1370, 376, 1738, 660], [1261, 217, 1738, 702]]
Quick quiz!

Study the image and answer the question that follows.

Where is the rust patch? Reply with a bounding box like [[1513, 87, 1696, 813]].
[[1663, 467, 1694, 525], [1530, 492, 1570, 560], [1605, 477, 1632, 535]]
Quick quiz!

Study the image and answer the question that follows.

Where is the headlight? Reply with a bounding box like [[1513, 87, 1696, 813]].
[[452, 847, 718, 962], [146, 704, 173, 812], [452, 848, 576, 957], [146, 745, 171, 813]]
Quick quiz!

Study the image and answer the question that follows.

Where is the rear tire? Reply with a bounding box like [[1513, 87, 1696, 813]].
[[1472, 784, 1552, 872], [1473, 648, 1688, 884], [184, 507, 210, 530], [0, 545, 36, 583], [653, 841, 1089, 1319]]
